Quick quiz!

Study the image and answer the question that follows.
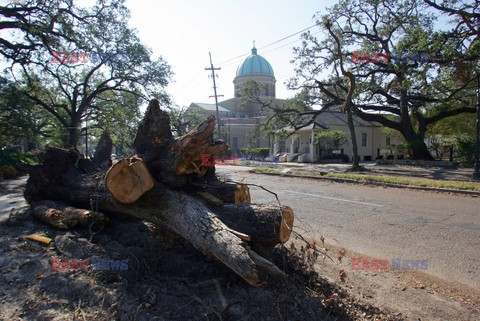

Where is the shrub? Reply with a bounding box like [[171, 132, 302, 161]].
[[320, 154, 349, 162], [392, 142, 408, 155], [239, 148, 270, 157], [453, 135, 475, 163], [218, 149, 233, 157], [0, 165, 17, 178], [315, 130, 348, 150], [0, 148, 38, 168]]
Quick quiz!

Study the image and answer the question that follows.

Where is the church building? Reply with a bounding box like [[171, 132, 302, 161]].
[[189, 45, 284, 153], [189, 46, 401, 162]]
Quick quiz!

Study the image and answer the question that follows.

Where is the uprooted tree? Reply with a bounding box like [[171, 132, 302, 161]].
[[24, 99, 294, 287]]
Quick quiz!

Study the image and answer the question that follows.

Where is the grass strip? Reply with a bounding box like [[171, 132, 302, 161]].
[[324, 172, 480, 191], [252, 167, 480, 191]]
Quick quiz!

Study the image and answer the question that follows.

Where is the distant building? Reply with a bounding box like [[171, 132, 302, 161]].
[[189, 46, 402, 161], [189, 45, 283, 153], [273, 110, 403, 163], [188, 102, 231, 121]]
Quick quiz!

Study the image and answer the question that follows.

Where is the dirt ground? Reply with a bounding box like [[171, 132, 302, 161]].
[[314, 243, 480, 321], [0, 176, 478, 320]]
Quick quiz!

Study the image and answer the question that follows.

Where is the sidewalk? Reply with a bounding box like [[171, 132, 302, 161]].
[[0, 175, 28, 222], [275, 162, 476, 182]]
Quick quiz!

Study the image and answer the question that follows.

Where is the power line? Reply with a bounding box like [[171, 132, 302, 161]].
[[260, 23, 317, 50], [169, 73, 208, 103], [173, 23, 320, 93], [216, 23, 318, 66], [217, 29, 323, 71], [172, 16, 353, 96], [262, 30, 322, 55], [173, 69, 205, 92]]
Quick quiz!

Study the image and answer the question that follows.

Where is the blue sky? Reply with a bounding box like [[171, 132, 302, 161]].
[[125, 0, 337, 107]]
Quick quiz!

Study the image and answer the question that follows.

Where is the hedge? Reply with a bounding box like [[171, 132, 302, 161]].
[[239, 148, 270, 157]]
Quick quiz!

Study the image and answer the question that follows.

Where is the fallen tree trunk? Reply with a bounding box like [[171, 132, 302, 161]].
[[206, 181, 251, 204], [214, 204, 293, 244], [189, 166, 251, 204], [32, 200, 106, 230], [28, 166, 284, 285], [24, 99, 293, 286]]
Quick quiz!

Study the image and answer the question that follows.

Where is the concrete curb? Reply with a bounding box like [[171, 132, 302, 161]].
[[249, 170, 480, 197]]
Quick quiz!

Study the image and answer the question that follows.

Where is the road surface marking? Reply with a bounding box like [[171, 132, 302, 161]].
[[285, 190, 383, 207]]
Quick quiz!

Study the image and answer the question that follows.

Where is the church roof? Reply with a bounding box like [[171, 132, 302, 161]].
[[315, 110, 379, 127], [278, 110, 380, 133], [235, 47, 274, 77], [189, 103, 230, 113]]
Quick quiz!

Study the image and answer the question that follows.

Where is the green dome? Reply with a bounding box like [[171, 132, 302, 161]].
[[236, 47, 274, 77]]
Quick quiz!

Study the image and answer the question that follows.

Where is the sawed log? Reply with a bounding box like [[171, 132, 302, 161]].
[[32, 200, 106, 230], [105, 156, 154, 204]]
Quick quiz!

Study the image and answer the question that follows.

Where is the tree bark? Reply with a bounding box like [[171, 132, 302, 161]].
[[205, 181, 251, 204], [188, 166, 251, 204], [68, 125, 78, 149], [409, 140, 434, 160], [213, 204, 293, 244], [347, 107, 360, 168], [31, 200, 106, 230], [133, 101, 228, 187], [93, 129, 113, 168]]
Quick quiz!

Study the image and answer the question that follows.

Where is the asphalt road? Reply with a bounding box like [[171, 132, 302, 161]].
[[216, 166, 480, 291]]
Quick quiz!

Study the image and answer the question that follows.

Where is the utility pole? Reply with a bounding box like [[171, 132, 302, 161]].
[[205, 52, 223, 139], [474, 70, 480, 180]]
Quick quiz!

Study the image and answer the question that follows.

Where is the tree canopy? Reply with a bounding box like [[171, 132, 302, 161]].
[[0, 0, 117, 64], [1, 0, 172, 148], [287, 0, 478, 160]]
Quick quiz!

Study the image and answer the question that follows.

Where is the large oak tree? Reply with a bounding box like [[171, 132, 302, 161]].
[[2, 0, 172, 148], [289, 0, 478, 160]]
